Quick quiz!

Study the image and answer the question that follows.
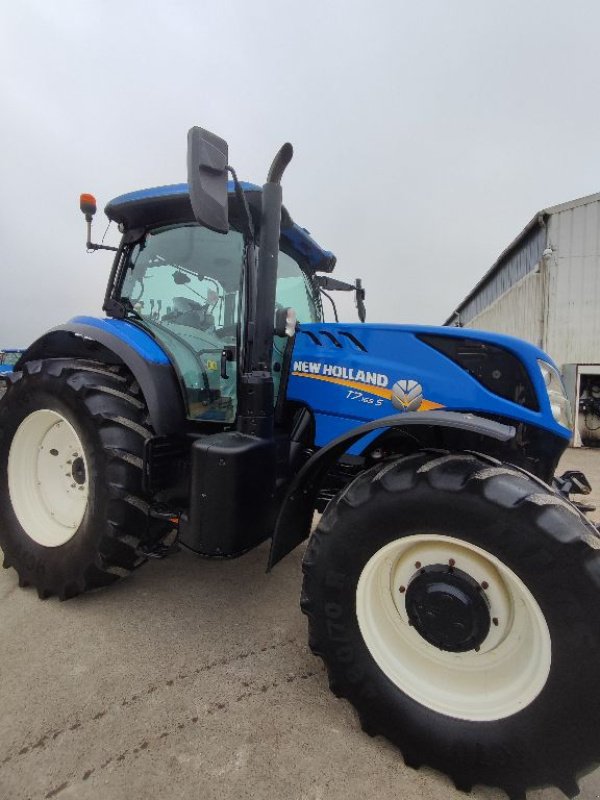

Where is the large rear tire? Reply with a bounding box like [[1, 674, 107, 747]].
[[301, 451, 600, 799], [0, 359, 166, 599]]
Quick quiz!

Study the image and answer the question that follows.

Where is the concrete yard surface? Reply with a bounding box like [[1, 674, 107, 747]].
[[1, 449, 600, 800]]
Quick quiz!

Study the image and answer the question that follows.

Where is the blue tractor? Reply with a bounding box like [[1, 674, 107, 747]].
[[1, 127, 599, 799], [0, 348, 25, 376]]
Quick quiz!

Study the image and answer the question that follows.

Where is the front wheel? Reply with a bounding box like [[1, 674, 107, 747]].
[[301, 451, 600, 799]]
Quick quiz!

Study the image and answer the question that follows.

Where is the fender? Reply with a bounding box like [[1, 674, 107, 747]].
[[14, 317, 185, 435], [268, 411, 515, 568]]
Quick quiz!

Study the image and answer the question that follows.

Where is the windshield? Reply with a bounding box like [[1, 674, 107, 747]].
[[120, 224, 245, 423], [272, 251, 321, 398]]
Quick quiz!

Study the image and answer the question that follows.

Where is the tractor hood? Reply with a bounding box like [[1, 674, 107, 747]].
[[287, 322, 570, 452], [105, 183, 336, 273]]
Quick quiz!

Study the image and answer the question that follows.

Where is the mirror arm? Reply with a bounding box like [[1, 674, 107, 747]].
[[87, 242, 119, 252], [227, 166, 254, 243], [83, 212, 119, 252]]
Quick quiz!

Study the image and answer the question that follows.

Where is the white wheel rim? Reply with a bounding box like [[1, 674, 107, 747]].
[[356, 534, 551, 721], [8, 409, 89, 547]]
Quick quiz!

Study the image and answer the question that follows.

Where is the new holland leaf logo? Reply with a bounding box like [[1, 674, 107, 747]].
[[391, 379, 423, 411]]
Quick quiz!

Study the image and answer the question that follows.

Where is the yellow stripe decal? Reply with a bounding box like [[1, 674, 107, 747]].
[[291, 371, 444, 411]]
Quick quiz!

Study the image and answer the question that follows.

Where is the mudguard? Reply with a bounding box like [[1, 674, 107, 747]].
[[268, 411, 515, 568], [14, 316, 185, 436]]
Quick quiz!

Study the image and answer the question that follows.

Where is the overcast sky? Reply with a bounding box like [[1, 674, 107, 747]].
[[1, 0, 599, 346]]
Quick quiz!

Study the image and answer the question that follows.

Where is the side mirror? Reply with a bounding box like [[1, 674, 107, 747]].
[[187, 126, 229, 234]]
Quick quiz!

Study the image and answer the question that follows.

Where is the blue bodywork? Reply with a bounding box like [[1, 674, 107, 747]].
[[63, 315, 569, 455], [70, 316, 171, 365], [287, 323, 570, 454], [39, 181, 567, 460], [106, 181, 261, 209]]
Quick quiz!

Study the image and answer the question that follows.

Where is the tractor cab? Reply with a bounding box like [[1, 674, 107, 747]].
[[103, 183, 333, 425]]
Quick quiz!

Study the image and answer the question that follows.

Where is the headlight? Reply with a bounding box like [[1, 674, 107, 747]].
[[537, 360, 573, 430]]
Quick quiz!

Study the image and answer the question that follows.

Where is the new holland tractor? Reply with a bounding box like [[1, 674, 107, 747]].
[[1, 127, 599, 799]]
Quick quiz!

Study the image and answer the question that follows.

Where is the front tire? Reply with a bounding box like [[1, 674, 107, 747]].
[[301, 451, 600, 799], [0, 359, 165, 599]]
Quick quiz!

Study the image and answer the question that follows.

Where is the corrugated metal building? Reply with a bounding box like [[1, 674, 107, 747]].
[[445, 191, 600, 446]]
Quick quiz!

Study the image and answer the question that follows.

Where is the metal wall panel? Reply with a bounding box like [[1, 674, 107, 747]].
[[465, 270, 544, 347], [457, 223, 546, 325], [544, 199, 600, 365]]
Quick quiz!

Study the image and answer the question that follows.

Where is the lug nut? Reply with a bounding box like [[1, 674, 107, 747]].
[[492, 617, 499, 626], [449, 558, 455, 567], [415, 561, 421, 569], [481, 581, 489, 590], [399, 586, 406, 593]]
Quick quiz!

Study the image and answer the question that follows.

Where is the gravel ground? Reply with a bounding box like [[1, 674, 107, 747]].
[[0, 448, 599, 800]]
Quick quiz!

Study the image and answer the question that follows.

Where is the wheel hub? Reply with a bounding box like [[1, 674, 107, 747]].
[[405, 565, 490, 652], [71, 456, 86, 485], [8, 409, 89, 547], [356, 534, 553, 721]]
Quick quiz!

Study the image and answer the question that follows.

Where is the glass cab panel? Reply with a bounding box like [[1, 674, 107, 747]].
[[273, 252, 321, 399], [121, 224, 244, 423]]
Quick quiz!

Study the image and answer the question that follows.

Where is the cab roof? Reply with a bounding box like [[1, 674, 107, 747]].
[[105, 182, 336, 273]]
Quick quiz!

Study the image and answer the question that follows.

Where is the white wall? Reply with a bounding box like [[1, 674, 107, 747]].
[[463, 196, 600, 369], [464, 269, 544, 349], [544, 199, 600, 365]]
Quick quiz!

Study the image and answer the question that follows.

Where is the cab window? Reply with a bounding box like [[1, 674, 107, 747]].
[[274, 252, 321, 399], [121, 224, 244, 423]]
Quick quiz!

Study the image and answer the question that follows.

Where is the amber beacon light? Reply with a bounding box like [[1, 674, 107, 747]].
[[79, 192, 118, 252], [80, 193, 97, 219]]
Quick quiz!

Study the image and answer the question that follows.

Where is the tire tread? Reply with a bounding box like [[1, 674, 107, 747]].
[[301, 450, 600, 799], [0, 358, 169, 598]]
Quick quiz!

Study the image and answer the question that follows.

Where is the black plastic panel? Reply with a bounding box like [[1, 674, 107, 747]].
[[178, 432, 277, 557], [418, 334, 539, 411]]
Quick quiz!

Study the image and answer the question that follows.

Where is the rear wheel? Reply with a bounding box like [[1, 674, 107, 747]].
[[0, 359, 167, 599], [301, 451, 600, 799]]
